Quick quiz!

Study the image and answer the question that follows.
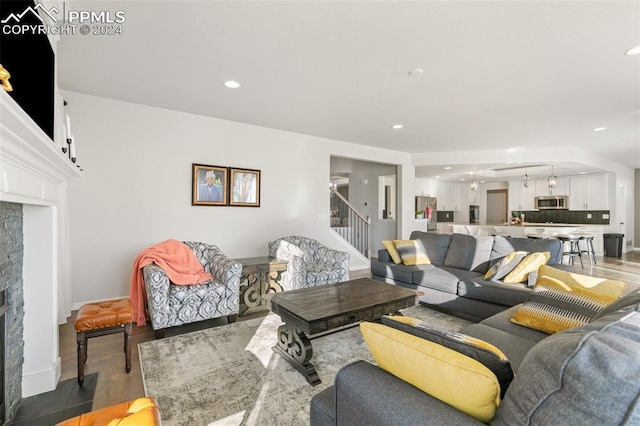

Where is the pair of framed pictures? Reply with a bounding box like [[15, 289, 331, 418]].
[[192, 163, 260, 207]]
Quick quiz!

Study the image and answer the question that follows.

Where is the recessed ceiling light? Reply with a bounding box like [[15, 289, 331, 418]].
[[224, 80, 241, 89], [621, 141, 630, 145], [435, 175, 441, 178], [460, 178, 466, 181], [480, 180, 485, 183], [408, 68, 424, 77], [593, 127, 607, 132], [579, 171, 587, 174], [507, 147, 524, 153], [444, 166, 452, 170], [392, 124, 404, 130], [625, 45, 640, 56]]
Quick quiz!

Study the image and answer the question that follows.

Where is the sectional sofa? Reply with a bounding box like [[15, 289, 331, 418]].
[[371, 231, 566, 320], [311, 265, 640, 425]]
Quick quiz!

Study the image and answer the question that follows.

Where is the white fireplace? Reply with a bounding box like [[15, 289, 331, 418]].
[[0, 87, 81, 398]]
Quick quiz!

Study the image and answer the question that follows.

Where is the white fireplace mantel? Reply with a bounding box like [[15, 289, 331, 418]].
[[1, 89, 81, 205], [1, 88, 81, 397]]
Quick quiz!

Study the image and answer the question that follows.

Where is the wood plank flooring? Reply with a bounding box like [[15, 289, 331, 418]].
[[55, 258, 638, 417]]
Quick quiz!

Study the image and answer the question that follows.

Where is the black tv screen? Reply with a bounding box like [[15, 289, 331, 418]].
[[0, 0, 55, 140]]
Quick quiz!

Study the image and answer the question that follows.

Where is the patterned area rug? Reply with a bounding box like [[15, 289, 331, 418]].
[[139, 305, 471, 426]]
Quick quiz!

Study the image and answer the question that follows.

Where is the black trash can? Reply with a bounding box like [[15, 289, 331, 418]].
[[603, 233, 624, 257]]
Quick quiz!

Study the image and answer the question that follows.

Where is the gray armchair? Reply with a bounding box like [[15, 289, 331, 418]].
[[142, 241, 242, 338], [268, 236, 350, 290]]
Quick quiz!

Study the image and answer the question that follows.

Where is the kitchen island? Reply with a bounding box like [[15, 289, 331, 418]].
[[460, 223, 608, 256]]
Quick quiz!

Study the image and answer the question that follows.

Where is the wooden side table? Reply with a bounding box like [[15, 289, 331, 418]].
[[236, 256, 288, 316]]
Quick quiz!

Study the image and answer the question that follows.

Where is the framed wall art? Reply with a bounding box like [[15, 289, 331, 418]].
[[192, 163, 228, 206], [229, 167, 261, 207]]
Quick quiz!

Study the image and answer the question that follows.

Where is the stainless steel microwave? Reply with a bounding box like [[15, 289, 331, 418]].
[[535, 195, 569, 210]]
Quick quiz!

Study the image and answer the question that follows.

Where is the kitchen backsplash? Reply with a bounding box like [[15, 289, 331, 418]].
[[438, 211, 454, 222], [515, 210, 610, 225]]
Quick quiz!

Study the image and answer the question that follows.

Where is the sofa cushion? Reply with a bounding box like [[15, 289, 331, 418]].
[[360, 322, 501, 423], [457, 279, 531, 307], [377, 249, 392, 263], [382, 315, 514, 398], [493, 311, 640, 426], [484, 251, 528, 281], [490, 236, 562, 266], [502, 252, 550, 284], [510, 276, 617, 334], [394, 240, 430, 265], [371, 261, 435, 283], [413, 267, 483, 294], [382, 240, 402, 264], [409, 231, 452, 266], [592, 289, 640, 320], [443, 234, 494, 272]]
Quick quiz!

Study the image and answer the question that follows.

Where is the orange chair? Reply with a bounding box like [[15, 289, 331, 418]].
[[56, 397, 161, 426], [74, 299, 134, 385]]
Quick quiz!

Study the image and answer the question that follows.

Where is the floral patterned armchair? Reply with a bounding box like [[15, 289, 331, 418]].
[[142, 241, 242, 338], [268, 236, 350, 291]]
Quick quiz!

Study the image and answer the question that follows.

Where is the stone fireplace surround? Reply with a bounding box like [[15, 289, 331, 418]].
[[0, 86, 81, 420]]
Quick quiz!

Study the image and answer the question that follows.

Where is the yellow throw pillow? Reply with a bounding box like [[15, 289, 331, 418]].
[[502, 251, 550, 284], [382, 240, 402, 264], [537, 265, 627, 298], [360, 322, 500, 423], [510, 275, 617, 334], [393, 240, 430, 265]]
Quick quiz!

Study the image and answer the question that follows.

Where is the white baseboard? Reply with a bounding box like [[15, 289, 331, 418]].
[[71, 295, 128, 311], [22, 357, 61, 397], [349, 264, 371, 271]]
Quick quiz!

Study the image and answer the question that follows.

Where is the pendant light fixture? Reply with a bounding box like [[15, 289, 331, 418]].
[[470, 179, 479, 191], [522, 168, 530, 188], [547, 165, 557, 190]]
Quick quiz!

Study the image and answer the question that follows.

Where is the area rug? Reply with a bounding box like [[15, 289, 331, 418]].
[[139, 306, 471, 426]]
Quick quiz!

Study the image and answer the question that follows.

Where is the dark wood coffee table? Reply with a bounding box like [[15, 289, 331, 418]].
[[267, 278, 419, 385]]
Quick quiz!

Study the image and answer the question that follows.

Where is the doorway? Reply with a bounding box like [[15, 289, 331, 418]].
[[487, 189, 508, 224]]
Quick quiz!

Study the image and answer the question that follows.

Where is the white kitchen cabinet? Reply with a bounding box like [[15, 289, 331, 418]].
[[437, 182, 462, 211], [449, 183, 462, 211], [536, 177, 568, 197], [508, 180, 536, 211], [415, 178, 437, 197], [468, 188, 478, 204], [569, 174, 608, 210]]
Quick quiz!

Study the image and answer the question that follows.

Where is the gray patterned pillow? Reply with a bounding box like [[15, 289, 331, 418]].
[[484, 251, 528, 282]]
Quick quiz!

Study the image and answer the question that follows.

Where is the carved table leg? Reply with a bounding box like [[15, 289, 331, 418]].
[[272, 322, 320, 385], [264, 270, 284, 297], [239, 273, 262, 315]]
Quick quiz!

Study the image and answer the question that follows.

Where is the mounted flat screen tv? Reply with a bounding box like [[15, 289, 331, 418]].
[[0, 0, 55, 140]]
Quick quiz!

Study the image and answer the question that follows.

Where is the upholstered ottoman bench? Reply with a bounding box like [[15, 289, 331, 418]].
[[74, 298, 134, 385], [56, 397, 161, 425]]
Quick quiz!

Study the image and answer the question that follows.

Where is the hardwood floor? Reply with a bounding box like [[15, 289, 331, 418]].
[[55, 258, 638, 416]]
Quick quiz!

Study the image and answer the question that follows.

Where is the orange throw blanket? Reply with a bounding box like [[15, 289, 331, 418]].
[[129, 239, 213, 326]]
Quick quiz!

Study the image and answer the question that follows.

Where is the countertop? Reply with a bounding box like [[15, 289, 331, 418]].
[[507, 223, 607, 228]]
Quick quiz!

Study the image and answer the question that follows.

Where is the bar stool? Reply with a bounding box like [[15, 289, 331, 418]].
[[74, 298, 133, 385], [578, 234, 597, 266], [555, 234, 583, 268]]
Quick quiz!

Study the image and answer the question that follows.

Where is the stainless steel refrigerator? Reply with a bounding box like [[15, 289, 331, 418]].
[[415, 196, 437, 232]]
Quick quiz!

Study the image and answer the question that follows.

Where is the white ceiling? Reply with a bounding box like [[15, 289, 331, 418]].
[[58, 1, 640, 178]]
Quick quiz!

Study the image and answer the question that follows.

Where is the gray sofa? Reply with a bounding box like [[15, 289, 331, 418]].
[[310, 290, 640, 425], [371, 232, 565, 320]]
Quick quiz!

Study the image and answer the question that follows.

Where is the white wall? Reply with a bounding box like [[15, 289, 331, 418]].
[[63, 91, 412, 305]]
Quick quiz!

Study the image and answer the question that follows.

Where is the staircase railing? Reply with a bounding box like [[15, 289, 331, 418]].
[[330, 187, 371, 258]]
